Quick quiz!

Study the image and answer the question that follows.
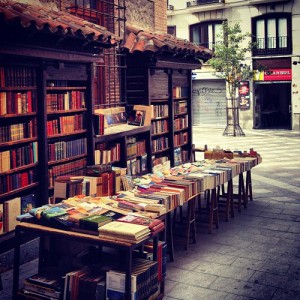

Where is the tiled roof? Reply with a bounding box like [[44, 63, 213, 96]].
[[122, 24, 213, 61], [0, 0, 120, 47]]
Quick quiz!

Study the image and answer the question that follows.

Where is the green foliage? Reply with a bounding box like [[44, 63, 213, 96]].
[[208, 21, 255, 98]]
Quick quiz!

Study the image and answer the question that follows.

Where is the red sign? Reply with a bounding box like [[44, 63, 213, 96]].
[[264, 68, 292, 81]]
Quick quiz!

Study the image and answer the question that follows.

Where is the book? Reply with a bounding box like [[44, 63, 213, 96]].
[[21, 194, 38, 214], [93, 113, 104, 136], [0, 203, 3, 234], [98, 221, 150, 240], [116, 215, 163, 232], [3, 197, 21, 232], [79, 214, 112, 231]]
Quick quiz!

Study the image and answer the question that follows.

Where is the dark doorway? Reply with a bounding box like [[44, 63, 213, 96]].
[[254, 82, 291, 129]]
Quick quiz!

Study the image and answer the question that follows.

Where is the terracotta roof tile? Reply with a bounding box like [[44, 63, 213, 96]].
[[0, 0, 121, 46], [122, 24, 213, 61]]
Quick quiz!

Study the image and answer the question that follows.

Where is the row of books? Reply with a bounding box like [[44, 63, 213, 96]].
[[174, 131, 188, 146], [151, 119, 168, 135], [46, 91, 85, 112], [106, 258, 159, 300], [126, 154, 147, 176], [151, 104, 168, 118], [0, 119, 37, 143], [0, 90, 36, 115], [49, 158, 87, 188], [20, 253, 162, 300], [174, 100, 187, 115], [173, 86, 188, 99], [0, 194, 37, 235], [0, 141, 38, 172], [0, 169, 36, 194], [53, 166, 124, 201], [48, 138, 87, 162], [0, 65, 36, 88], [152, 136, 169, 152], [174, 115, 188, 131], [95, 143, 121, 165], [21, 193, 165, 238], [126, 138, 146, 158], [46, 114, 84, 136]]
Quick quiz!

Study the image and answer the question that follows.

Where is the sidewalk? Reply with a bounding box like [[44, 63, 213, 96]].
[[164, 126, 300, 299]]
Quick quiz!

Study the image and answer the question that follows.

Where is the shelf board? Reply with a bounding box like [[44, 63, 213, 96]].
[[47, 108, 87, 115], [151, 116, 169, 121], [47, 130, 87, 139], [152, 148, 170, 154], [95, 125, 151, 143], [48, 153, 87, 166], [46, 86, 86, 91], [151, 99, 169, 103], [174, 112, 188, 117], [0, 112, 37, 118], [173, 97, 188, 101], [174, 127, 188, 133], [0, 86, 37, 91], [0, 162, 38, 175], [0, 137, 38, 148], [151, 131, 169, 137], [0, 182, 39, 200]]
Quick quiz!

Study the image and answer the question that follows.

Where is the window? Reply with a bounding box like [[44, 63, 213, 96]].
[[252, 13, 291, 56], [167, 26, 176, 36], [190, 21, 224, 50]]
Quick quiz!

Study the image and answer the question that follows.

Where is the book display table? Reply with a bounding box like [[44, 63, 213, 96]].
[[13, 222, 160, 300]]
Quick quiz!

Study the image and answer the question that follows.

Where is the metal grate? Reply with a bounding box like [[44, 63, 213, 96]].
[[59, 0, 126, 107]]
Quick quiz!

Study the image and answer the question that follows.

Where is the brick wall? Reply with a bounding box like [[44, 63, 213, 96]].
[[154, 0, 167, 32]]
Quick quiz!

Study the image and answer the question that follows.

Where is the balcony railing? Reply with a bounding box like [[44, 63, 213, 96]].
[[253, 36, 292, 56], [187, 0, 224, 7]]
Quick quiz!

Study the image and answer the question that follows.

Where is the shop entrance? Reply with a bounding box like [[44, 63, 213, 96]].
[[254, 82, 291, 129]]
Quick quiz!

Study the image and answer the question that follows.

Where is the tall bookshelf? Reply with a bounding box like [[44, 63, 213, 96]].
[[41, 61, 93, 202], [126, 55, 194, 168], [0, 61, 40, 238], [0, 56, 94, 240]]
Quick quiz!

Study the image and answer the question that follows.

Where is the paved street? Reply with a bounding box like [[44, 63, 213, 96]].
[[165, 126, 300, 300]]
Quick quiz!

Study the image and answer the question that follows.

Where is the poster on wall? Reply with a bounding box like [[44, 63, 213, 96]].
[[238, 81, 250, 109]]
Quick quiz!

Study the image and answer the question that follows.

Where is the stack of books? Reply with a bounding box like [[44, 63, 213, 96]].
[[98, 221, 151, 244]]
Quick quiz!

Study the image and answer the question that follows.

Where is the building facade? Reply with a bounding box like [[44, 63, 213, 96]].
[[167, 0, 300, 131]]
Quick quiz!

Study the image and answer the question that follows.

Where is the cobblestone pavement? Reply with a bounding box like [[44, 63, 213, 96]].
[[165, 126, 300, 300]]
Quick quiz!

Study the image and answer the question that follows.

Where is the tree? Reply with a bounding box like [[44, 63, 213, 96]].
[[208, 21, 254, 136]]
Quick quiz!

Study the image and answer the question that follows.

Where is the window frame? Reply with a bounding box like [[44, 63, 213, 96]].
[[252, 13, 292, 56], [189, 20, 225, 50]]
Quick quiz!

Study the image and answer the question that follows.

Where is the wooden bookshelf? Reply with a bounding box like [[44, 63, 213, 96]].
[[126, 57, 193, 168]]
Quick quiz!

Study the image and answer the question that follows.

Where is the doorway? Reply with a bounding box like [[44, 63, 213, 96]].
[[254, 82, 291, 129]]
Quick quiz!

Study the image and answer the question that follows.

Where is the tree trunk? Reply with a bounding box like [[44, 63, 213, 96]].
[[223, 83, 245, 136]]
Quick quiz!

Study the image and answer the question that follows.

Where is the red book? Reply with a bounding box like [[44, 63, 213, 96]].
[[116, 214, 163, 231]]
